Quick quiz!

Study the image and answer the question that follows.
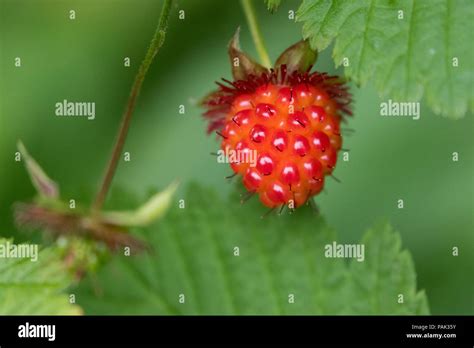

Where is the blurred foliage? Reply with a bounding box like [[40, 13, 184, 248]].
[[0, 0, 472, 314], [76, 185, 428, 315]]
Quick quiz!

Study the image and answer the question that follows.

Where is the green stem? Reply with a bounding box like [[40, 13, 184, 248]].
[[93, 0, 173, 211], [240, 0, 272, 68]]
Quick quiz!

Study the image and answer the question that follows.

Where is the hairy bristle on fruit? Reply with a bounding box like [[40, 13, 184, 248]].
[[202, 64, 352, 134]]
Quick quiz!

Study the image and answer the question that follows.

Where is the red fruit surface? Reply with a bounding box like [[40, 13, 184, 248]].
[[203, 66, 351, 209]]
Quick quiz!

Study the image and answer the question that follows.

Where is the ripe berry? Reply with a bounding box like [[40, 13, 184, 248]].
[[202, 31, 352, 209]]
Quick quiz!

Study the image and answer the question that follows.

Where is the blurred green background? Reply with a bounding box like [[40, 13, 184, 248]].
[[0, 0, 472, 314]]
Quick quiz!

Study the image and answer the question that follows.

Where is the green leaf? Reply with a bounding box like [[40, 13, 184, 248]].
[[0, 239, 82, 315], [265, 0, 282, 13], [297, 0, 474, 119], [75, 185, 428, 315], [347, 224, 429, 314]]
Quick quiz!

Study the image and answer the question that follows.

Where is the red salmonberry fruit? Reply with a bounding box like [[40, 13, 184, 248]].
[[202, 29, 352, 209]]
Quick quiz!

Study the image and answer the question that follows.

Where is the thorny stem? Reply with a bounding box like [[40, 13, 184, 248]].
[[93, 0, 173, 211], [240, 0, 272, 68]]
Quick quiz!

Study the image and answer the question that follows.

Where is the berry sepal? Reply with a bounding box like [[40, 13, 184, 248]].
[[274, 39, 318, 74], [228, 27, 268, 80]]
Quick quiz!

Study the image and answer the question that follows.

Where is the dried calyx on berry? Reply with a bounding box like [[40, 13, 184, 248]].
[[202, 29, 352, 209]]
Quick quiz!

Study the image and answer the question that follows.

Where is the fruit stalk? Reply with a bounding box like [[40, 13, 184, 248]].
[[93, 0, 173, 211], [240, 0, 272, 68]]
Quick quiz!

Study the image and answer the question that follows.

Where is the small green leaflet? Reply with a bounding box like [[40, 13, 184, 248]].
[[0, 239, 81, 315], [76, 185, 429, 315], [265, 0, 282, 13], [297, 0, 474, 119]]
